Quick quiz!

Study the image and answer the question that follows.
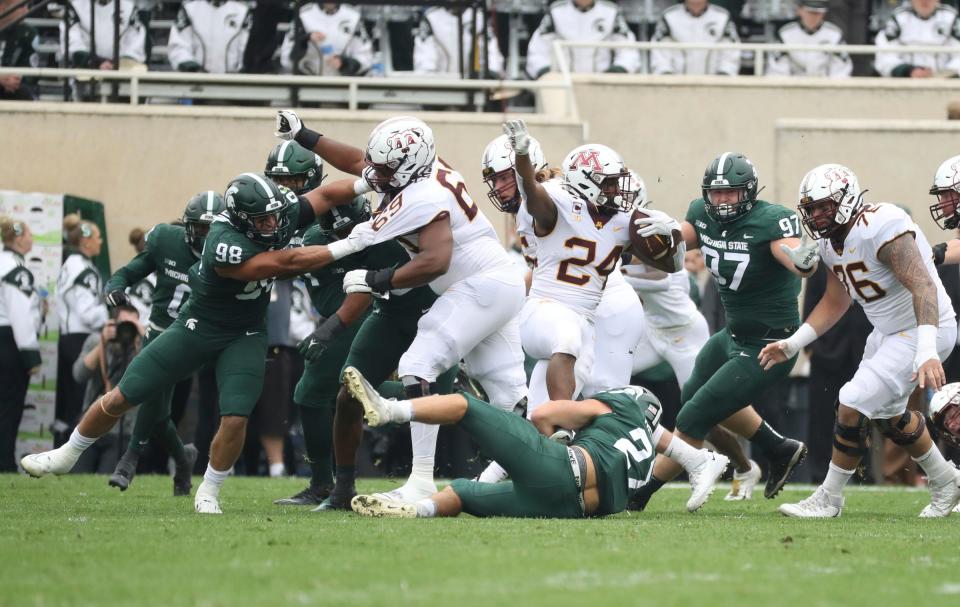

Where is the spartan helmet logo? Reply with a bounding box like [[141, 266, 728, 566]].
[[569, 149, 602, 172], [185, 318, 198, 331]]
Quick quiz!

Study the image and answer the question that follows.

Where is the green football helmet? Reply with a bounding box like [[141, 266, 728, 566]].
[[701, 152, 759, 223], [319, 196, 371, 239], [183, 190, 226, 255], [224, 172, 296, 246], [264, 141, 325, 195]]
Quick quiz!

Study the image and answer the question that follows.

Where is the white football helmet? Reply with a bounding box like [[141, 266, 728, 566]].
[[929, 154, 960, 230], [480, 134, 547, 213], [561, 144, 631, 212], [930, 382, 960, 449], [625, 169, 648, 209], [362, 116, 436, 193], [797, 163, 862, 239]]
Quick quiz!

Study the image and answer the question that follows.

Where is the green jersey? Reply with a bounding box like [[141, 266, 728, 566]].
[[297, 225, 437, 318], [106, 224, 196, 330], [184, 202, 308, 330], [685, 199, 801, 336], [573, 387, 658, 516]]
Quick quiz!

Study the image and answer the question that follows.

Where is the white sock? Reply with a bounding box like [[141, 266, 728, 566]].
[[663, 436, 705, 471], [477, 461, 508, 483], [822, 462, 855, 496], [392, 399, 413, 423], [414, 498, 437, 518], [913, 444, 956, 486], [651, 425, 666, 446], [200, 465, 230, 496], [66, 428, 96, 455], [409, 422, 439, 484], [268, 462, 285, 478]]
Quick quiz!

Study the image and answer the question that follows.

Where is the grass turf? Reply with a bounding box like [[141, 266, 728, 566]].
[[2, 474, 960, 607]]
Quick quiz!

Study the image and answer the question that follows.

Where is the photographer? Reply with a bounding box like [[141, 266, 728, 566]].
[[71, 304, 143, 473]]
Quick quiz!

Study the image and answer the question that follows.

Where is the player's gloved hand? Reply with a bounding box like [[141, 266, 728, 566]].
[[275, 110, 302, 141], [634, 208, 680, 242], [297, 314, 345, 362], [502, 119, 531, 156], [328, 221, 377, 260], [342, 268, 394, 297], [780, 233, 819, 272], [933, 242, 947, 267], [105, 289, 129, 309]]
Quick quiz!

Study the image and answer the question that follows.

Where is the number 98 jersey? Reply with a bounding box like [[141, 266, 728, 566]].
[[686, 198, 801, 336]]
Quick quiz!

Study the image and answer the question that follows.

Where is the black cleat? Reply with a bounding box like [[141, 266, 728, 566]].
[[173, 444, 198, 497], [273, 483, 334, 506], [764, 438, 808, 499], [311, 491, 356, 512], [108, 450, 139, 491]]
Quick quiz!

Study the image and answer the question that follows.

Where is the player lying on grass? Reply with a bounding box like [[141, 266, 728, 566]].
[[342, 367, 728, 519]]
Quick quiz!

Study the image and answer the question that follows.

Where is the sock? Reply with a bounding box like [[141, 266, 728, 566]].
[[393, 399, 413, 423], [66, 428, 96, 455], [749, 421, 786, 454], [299, 406, 333, 487], [415, 498, 437, 518], [158, 420, 186, 464], [200, 464, 230, 497], [477, 461, 508, 483], [651, 425, 666, 445], [663, 436, 705, 471], [913, 444, 957, 486], [630, 474, 666, 511], [269, 462, 286, 477], [409, 422, 439, 483], [822, 461, 854, 496], [334, 465, 356, 494], [734, 461, 757, 480]]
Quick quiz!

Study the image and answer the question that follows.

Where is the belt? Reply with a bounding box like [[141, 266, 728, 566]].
[[567, 446, 587, 515], [729, 325, 798, 343]]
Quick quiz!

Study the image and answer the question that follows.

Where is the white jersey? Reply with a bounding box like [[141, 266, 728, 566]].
[[356, 159, 513, 294], [818, 203, 955, 335], [874, 4, 960, 77], [57, 252, 107, 334], [528, 180, 632, 314], [767, 20, 852, 78], [651, 3, 740, 76], [61, 0, 146, 64], [167, 0, 250, 73], [622, 263, 698, 329], [414, 7, 504, 76], [0, 249, 42, 357], [515, 201, 537, 266], [279, 3, 372, 75]]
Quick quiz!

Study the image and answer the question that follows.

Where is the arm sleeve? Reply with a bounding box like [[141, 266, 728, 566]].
[[341, 18, 373, 75], [120, 7, 147, 62], [649, 16, 678, 75], [1, 278, 40, 367], [610, 12, 640, 73], [297, 198, 316, 229], [412, 15, 440, 73], [62, 6, 91, 64], [72, 333, 99, 384], [874, 21, 908, 77], [167, 6, 198, 70], [716, 17, 741, 76], [65, 275, 108, 330], [524, 14, 555, 79], [278, 20, 298, 72], [765, 30, 790, 76]]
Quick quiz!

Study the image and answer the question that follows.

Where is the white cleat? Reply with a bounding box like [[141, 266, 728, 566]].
[[919, 469, 960, 518], [342, 366, 397, 427], [686, 451, 730, 512], [372, 478, 437, 504], [778, 486, 843, 518], [352, 494, 417, 518], [20, 448, 78, 477], [194, 492, 223, 515], [725, 459, 762, 501]]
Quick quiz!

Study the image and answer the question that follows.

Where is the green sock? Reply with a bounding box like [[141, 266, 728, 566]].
[[334, 465, 356, 494], [749, 421, 786, 454], [157, 420, 186, 464], [299, 405, 333, 487]]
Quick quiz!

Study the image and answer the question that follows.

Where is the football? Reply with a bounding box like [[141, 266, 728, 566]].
[[630, 208, 672, 261]]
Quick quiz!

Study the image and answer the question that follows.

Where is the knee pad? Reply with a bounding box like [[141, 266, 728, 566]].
[[877, 410, 925, 446], [402, 376, 438, 398], [833, 409, 869, 456]]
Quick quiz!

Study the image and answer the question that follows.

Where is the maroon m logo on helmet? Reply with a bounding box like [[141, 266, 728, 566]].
[[569, 149, 602, 172]]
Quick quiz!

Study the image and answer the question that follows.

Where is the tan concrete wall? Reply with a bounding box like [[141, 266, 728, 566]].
[[774, 118, 960, 238], [0, 102, 583, 266]]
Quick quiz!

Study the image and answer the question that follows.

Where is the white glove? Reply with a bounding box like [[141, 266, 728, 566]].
[[634, 208, 680, 240], [779, 233, 819, 271], [502, 119, 531, 156], [342, 269, 372, 294], [275, 110, 302, 141], [327, 221, 377, 260]]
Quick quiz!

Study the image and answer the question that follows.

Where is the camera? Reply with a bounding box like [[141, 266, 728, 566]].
[[113, 320, 139, 347]]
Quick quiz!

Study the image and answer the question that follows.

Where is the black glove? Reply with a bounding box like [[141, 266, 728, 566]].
[[105, 289, 129, 308], [933, 242, 947, 267], [297, 314, 346, 361]]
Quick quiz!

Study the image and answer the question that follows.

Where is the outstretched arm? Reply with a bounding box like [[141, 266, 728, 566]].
[[301, 177, 369, 217], [771, 234, 819, 277], [275, 110, 367, 176], [503, 120, 557, 235], [215, 240, 369, 282]]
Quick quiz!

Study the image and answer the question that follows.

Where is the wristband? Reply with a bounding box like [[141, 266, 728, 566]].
[[319, 313, 346, 338], [933, 242, 947, 267], [916, 324, 939, 361], [786, 323, 818, 352], [295, 127, 322, 151], [353, 178, 372, 196], [328, 238, 359, 260], [365, 268, 395, 294]]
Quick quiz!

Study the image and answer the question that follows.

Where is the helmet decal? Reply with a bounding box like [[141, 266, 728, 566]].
[[569, 149, 603, 172]]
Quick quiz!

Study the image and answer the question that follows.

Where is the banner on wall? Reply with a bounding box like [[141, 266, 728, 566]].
[[0, 191, 64, 462]]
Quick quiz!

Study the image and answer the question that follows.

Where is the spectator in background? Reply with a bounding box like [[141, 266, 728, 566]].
[[767, 0, 852, 78], [0, 0, 39, 100], [414, 6, 503, 78], [875, 0, 960, 78], [124, 227, 154, 323], [167, 0, 250, 73], [280, 2, 371, 76], [71, 304, 142, 473], [651, 0, 741, 76], [55, 215, 107, 446], [60, 0, 146, 69], [525, 0, 639, 79]]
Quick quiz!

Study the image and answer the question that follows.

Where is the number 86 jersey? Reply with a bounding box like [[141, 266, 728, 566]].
[[817, 202, 954, 335]]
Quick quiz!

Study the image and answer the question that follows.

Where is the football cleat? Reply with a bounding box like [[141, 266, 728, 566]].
[[311, 491, 356, 512], [274, 483, 334, 506], [173, 444, 199, 497], [725, 459, 762, 501], [476, 461, 509, 483], [372, 478, 437, 504], [686, 451, 730, 512], [919, 468, 960, 518], [778, 486, 843, 518], [194, 492, 222, 514], [351, 494, 417, 518], [20, 448, 78, 477], [108, 450, 138, 491], [764, 438, 807, 499], [342, 366, 397, 427]]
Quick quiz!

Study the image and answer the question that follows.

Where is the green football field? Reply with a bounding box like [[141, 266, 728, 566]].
[[2, 474, 960, 607]]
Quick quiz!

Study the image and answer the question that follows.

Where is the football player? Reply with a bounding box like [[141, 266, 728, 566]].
[[104, 191, 225, 495], [22, 172, 368, 514], [762, 164, 960, 518], [345, 367, 720, 518], [928, 154, 960, 265], [632, 152, 817, 508], [276, 111, 529, 504]]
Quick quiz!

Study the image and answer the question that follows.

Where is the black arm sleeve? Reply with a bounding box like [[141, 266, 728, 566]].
[[297, 197, 317, 228]]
